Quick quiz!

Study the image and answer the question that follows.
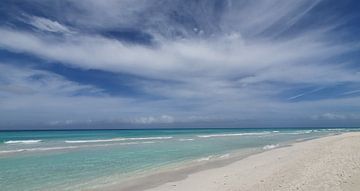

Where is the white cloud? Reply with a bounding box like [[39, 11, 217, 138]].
[[28, 16, 73, 33], [312, 113, 360, 120], [0, 28, 357, 85], [223, 0, 322, 37], [0, 0, 360, 128], [287, 87, 325, 100], [312, 113, 347, 120], [342, 90, 360, 96], [0, 64, 103, 96], [130, 115, 175, 124]]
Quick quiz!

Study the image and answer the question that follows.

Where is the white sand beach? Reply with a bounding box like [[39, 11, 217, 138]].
[[141, 132, 360, 191]]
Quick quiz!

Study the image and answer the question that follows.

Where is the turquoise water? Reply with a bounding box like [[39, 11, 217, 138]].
[[0, 128, 359, 190]]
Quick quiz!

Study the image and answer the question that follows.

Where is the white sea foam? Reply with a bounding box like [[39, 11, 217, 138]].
[[0, 146, 79, 154], [4, 140, 42, 144], [327, 128, 344, 131], [197, 155, 213, 162], [140, 141, 156, 144], [263, 144, 279, 150], [197, 132, 270, 138], [219, 153, 230, 159], [65, 136, 172, 143], [178, 138, 194, 141], [196, 153, 231, 162], [0, 141, 157, 155], [278, 130, 316, 135], [0, 150, 24, 154], [279, 132, 301, 135]]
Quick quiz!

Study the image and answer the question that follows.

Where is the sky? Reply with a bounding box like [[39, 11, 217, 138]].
[[0, 0, 360, 130]]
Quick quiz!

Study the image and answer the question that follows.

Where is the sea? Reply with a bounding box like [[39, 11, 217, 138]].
[[0, 128, 359, 191]]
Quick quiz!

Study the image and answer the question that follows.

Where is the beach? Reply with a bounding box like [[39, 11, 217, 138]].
[[135, 132, 360, 191], [1, 129, 359, 190]]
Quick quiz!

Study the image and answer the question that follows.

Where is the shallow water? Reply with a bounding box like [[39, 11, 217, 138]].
[[0, 128, 358, 191]]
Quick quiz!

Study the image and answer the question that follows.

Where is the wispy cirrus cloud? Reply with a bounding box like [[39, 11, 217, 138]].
[[0, 0, 360, 129], [28, 16, 74, 34], [0, 64, 103, 97], [0, 27, 357, 84]]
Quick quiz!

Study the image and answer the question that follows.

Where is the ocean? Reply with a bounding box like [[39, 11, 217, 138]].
[[0, 128, 358, 191]]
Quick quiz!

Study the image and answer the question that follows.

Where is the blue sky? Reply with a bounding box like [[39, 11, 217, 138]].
[[0, 0, 360, 129]]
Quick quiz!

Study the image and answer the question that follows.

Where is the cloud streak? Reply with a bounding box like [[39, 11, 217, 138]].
[[28, 16, 73, 33], [0, 0, 360, 129]]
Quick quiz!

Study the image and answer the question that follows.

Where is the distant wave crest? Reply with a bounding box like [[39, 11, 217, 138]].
[[279, 130, 314, 135], [0, 146, 78, 154], [65, 136, 172, 143], [197, 132, 270, 138], [0, 141, 157, 155], [4, 140, 42, 144], [178, 138, 194, 141]]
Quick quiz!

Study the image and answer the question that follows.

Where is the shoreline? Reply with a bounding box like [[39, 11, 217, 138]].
[[99, 132, 360, 191], [94, 147, 265, 191]]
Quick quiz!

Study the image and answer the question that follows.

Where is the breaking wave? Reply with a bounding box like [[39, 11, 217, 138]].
[[263, 144, 280, 150], [4, 140, 42, 144], [0, 141, 157, 155], [65, 136, 172, 143], [197, 132, 270, 138], [178, 138, 194, 141]]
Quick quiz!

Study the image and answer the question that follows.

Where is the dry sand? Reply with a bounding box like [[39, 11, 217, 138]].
[[143, 132, 360, 191]]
